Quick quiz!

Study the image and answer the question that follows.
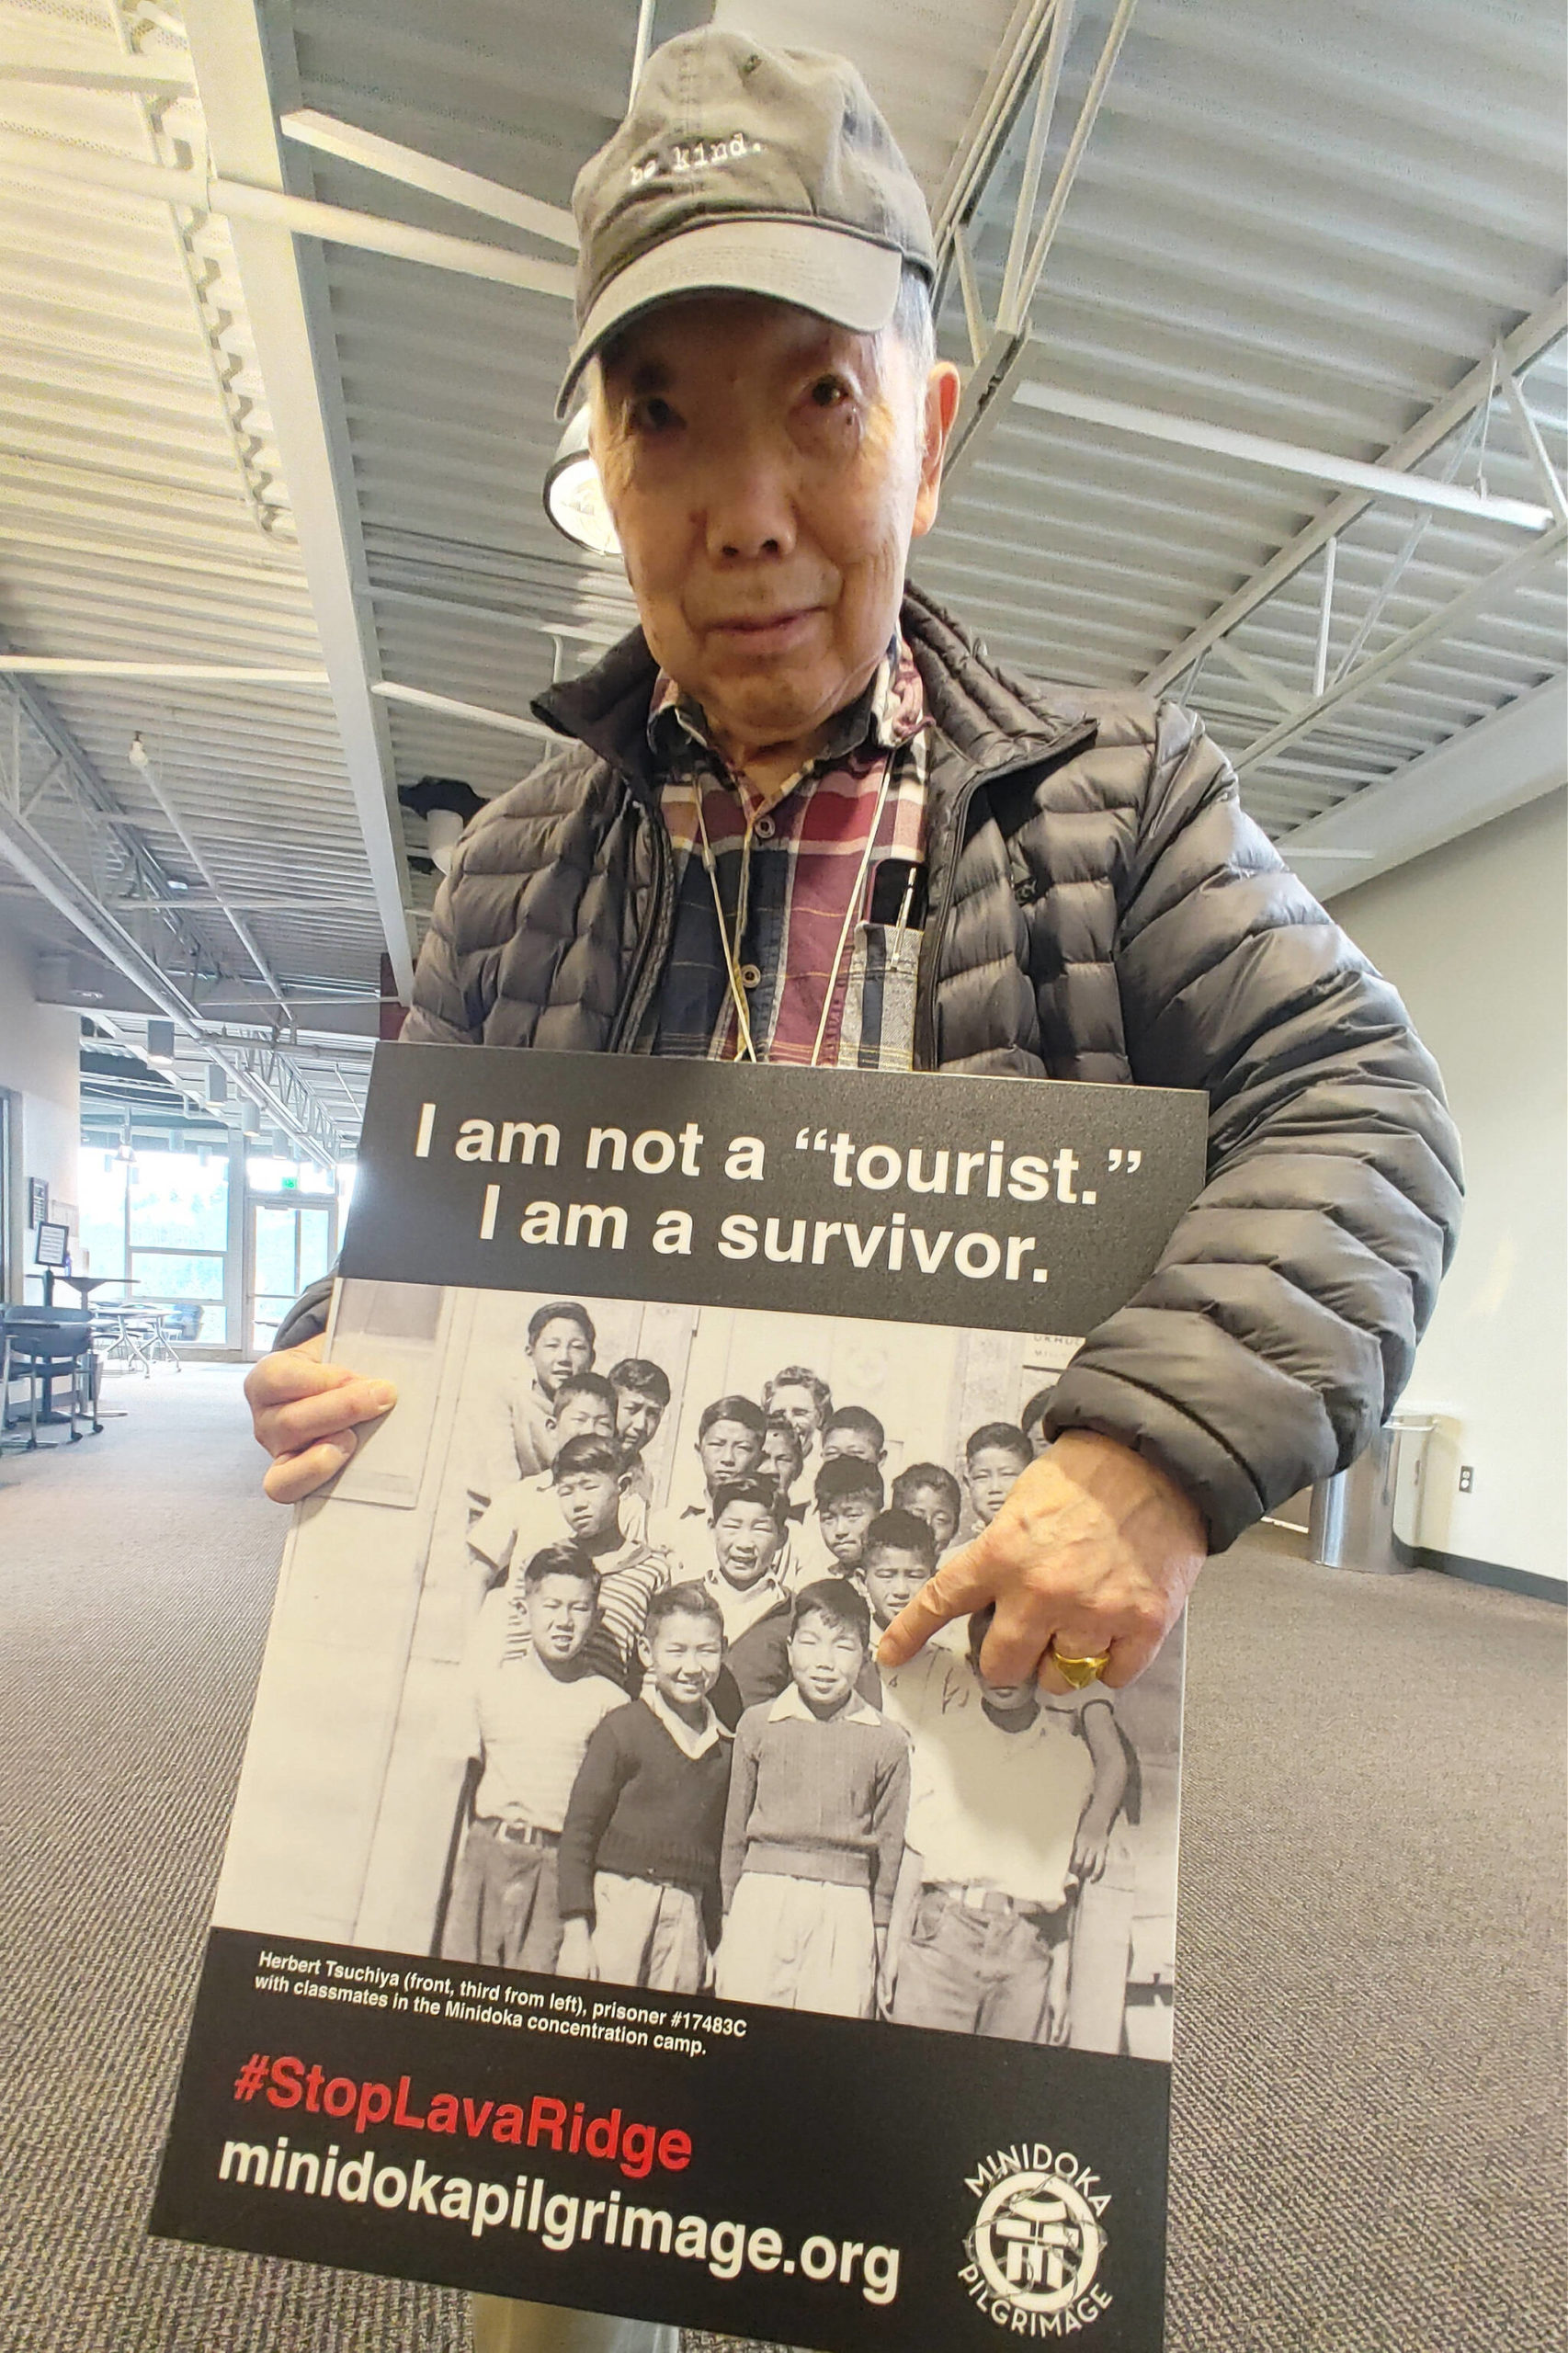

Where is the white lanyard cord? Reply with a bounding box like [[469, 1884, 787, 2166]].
[[693, 790, 757, 1062], [809, 761, 893, 1070]]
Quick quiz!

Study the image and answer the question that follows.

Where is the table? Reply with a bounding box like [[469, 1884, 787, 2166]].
[[52, 1273, 125, 1308]]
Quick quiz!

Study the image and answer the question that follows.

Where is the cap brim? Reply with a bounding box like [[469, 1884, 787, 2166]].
[[556, 217, 904, 417]]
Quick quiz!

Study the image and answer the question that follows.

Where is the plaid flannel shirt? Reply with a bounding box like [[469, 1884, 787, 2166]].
[[641, 639, 929, 1070]]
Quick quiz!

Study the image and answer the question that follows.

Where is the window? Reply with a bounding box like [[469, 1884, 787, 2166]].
[[78, 1148, 230, 1345]]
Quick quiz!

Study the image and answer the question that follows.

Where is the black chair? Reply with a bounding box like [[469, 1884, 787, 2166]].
[[0, 1310, 102, 1449]]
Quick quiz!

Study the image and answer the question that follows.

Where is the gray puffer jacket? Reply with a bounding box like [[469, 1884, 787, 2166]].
[[402, 585, 1462, 1552]]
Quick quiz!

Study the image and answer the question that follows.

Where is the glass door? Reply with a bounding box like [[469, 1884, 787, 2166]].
[[245, 1194, 336, 1356]]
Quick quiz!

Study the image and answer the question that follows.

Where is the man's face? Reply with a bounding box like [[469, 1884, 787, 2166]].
[[552, 1467, 621, 1545], [525, 1572, 596, 1664], [768, 1384, 822, 1448], [818, 1487, 880, 1570], [642, 1610, 724, 1711], [531, 1317, 591, 1397], [821, 1426, 881, 1469], [552, 1392, 616, 1448], [902, 1482, 958, 1554], [759, 1427, 802, 1492], [594, 297, 955, 767], [966, 1446, 1028, 1527], [615, 1386, 664, 1458], [789, 1609, 865, 1714], [698, 1416, 763, 1492], [711, 1499, 782, 1590], [861, 1544, 928, 1631]]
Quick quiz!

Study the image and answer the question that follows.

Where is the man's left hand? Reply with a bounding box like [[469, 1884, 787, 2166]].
[[877, 1430, 1206, 1691]]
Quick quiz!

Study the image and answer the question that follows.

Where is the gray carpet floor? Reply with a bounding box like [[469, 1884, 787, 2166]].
[[1, 1363, 1562, 2352]]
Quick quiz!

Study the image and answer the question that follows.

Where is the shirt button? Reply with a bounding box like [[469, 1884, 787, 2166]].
[[754, 814, 776, 840], [738, 963, 763, 990]]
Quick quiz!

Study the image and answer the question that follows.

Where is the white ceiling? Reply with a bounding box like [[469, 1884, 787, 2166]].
[[0, 0, 1562, 1156]]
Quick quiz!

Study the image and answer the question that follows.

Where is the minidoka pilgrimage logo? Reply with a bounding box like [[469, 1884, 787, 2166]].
[[960, 2143, 1112, 2336]]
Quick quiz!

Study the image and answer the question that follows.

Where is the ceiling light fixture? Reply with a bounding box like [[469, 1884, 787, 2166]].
[[542, 406, 620, 557]]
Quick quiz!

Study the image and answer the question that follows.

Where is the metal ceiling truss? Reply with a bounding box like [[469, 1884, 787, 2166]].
[[1141, 292, 1568, 699], [938, 0, 1142, 472], [0, 671, 343, 1165], [169, 0, 423, 1001], [930, 18, 1566, 810]]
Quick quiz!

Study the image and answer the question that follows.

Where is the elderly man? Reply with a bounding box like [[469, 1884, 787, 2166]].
[[246, 30, 1460, 2353]]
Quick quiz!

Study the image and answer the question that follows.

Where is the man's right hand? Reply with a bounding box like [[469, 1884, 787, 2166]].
[[244, 1335, 397, 1504]]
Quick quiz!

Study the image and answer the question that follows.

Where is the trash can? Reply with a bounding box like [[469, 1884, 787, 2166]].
[[1309, 1417, 1433, 1574]]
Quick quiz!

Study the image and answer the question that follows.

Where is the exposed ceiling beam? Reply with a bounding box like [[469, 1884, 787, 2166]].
[[1012, 381, 1556, 532], [3, 135, 576, 301], [278, 108, 577, 247], [0, 55, 195, 95], [180, 0, 418, 1002], [1276, 674, 1567, 898], [372, 680, 558, 741], [933, 0, 1055, 252], [0, 801, 338, 1163], [1142, 287, 1568, 695], [945, 0, 1142, 479], [1232, 524, 1566, 776], [0, 660, 331, 682]]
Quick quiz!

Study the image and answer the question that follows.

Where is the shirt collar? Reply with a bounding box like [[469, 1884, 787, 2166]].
[[703, 1564, 788, 1641], [642, 1683, 727, 1758], [768, 1681, 883, 1728], [647, 635, 926, 803]]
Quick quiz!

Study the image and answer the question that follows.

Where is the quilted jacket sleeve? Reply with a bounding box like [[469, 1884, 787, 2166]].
[[1040, 701, 1464, 1552], [403, 867, 483, 1044]]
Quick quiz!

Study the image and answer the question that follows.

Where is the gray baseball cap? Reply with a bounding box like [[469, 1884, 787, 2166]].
[[557, 29, 936, 417]]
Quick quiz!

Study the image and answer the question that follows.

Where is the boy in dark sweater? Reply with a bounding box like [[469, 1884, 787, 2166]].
[[716, 1579, 909, 2019], [556, 1584, 731, 1992]]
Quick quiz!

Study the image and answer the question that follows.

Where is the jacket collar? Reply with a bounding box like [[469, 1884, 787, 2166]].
[[530, 584, 1095, 805]]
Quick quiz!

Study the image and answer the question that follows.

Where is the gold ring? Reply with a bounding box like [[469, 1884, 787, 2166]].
[[1051, 1643, 1111, 1689]]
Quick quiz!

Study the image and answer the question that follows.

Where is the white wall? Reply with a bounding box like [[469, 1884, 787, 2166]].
[[1332, 788, 1567, 1587], [0, 910, 80, 1302]]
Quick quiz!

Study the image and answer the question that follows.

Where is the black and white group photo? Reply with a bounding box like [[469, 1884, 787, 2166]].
[[215, 1278, 1181, 2064]]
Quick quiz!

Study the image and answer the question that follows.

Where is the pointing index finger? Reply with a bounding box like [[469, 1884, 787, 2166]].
[[876, 1544, 984, 1667]]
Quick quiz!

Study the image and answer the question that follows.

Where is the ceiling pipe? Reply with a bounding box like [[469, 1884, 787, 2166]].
[[0, 797, 335, 1165], [128, 733, 294, 1028]]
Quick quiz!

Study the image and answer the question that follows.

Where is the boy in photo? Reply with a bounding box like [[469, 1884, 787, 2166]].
[[443, 1544, 625, 1971], [758, 1415, 807, 1522], [961, 1420, 1034, 1537], [717, 1580, 910, 2020], [858, 1508, 941, 1723], [885, 1610, 1125, 2045], [556, 1583, 731, 1994], [891, 1461, 961, 1558], [818, 1404, 886, 1471], [527, 1437, 673, 1693], [472, 1300, 597, 1504], [671, 1393, 767, 1574], [760, 1365, 833, 1509], [467, 1372, 620, 1582], [701, 1476, 793, 1710], [608, 1356, 672, 1503], [805, 1453, 886, 1581]]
